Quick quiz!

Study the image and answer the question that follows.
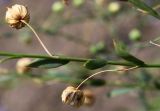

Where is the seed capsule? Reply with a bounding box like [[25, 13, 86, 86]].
[[16, 58, 32, 74], [61, 86, 85, 107], [83, 89, 95, 106], [63, 0, 69, 5], [5, 4, 30, 29]]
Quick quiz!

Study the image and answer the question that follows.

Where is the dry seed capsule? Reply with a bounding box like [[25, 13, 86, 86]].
[[95, 0, 105, 6], [5, 4, 30, 29], [61, 86, 85, 107], [83, 89, 95, 106], [16, 58, 32, 74], [63, 0, 69, 5]]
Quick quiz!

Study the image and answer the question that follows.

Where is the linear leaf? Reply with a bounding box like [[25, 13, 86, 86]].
[[27, 58, 69, 68], [113, 40, 145, 66], [128, 0, 160, 19], [84, 59, 107, 70], [88, 78, 106, 86]]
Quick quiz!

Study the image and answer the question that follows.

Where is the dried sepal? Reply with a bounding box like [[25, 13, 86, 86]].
[[5, 4, 30, 29], [61, 86, 85, 107]]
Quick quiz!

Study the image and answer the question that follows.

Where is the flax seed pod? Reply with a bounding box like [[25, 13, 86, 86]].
[[83, 89, 95, 106], [95, 0, 105, 6], [63, 0, 69, 5], [16, 58, 32, 74], [61, 86, 85, 107], [6, 4, 53, 57], [5, 4, 30, 29]]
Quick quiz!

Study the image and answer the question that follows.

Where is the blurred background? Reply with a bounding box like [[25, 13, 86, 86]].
[[0, 0, 160, 111]]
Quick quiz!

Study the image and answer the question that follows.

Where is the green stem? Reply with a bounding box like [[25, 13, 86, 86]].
[[0, 52, 160, 68]]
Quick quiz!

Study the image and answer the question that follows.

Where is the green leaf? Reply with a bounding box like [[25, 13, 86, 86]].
[[113, 40, 145, 66], [84, 59, 107, 70], [128, 0, 160, 19], [27, 58, 69, 68], [129, 28, 142, 41], [88, 78, 106, 86], [107, 88, 135, 98]]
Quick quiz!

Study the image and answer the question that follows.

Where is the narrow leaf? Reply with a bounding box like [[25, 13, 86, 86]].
[[84, 59, 107, 70], [107, 88, 135, 98], [128, 0, 160, 19], [88, 78, 106, 86], [27, 58, 69, 68], [113, 40, 145, 66]]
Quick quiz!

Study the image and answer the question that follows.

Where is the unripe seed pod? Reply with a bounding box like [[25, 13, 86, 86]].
[[129, 28, 141, 41], [16, 58, 32, 74], [73, 0, 84, 7], [61, 86, 85, 107], [5, 4, 30, 29], [108, 2, 121, 14], [52, 1, 64, 13]]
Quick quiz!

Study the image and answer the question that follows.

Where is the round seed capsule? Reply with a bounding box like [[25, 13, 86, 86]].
[[83, 89, 95, 106], [16, 58, 32, 74], [61, 86, 85, 107], [5, 4, 30, 29]]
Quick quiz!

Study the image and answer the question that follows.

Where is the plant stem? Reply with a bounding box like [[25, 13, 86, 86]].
[[150, 41, 160, 47], [76, 66, 138, 89], [21, 20, 53, 56], [0, 52, 160, 68]]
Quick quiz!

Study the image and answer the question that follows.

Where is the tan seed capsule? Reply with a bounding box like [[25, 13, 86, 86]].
[[63, 0, 69, 5], [83, 89, 95, 106], [61, 86, 85, 107], [5, 4, 30, 29], [95, 0, 105, 6], [16, 58, 32, 74]]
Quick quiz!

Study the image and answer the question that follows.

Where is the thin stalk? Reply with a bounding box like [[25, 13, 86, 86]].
[[0, 52, 87, 62], [1, 52, 160, 68], [150, 41, 160, 47], [137, 4, 160, 14], [153, 4, 160, 10], [76, 66, 138, 89], [0, 56, 19, 63], [21, 20, 53, 56]]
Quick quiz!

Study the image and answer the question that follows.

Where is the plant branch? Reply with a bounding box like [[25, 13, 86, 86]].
[[0, 52, 160, 68], [76, 66, 138, 89]]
